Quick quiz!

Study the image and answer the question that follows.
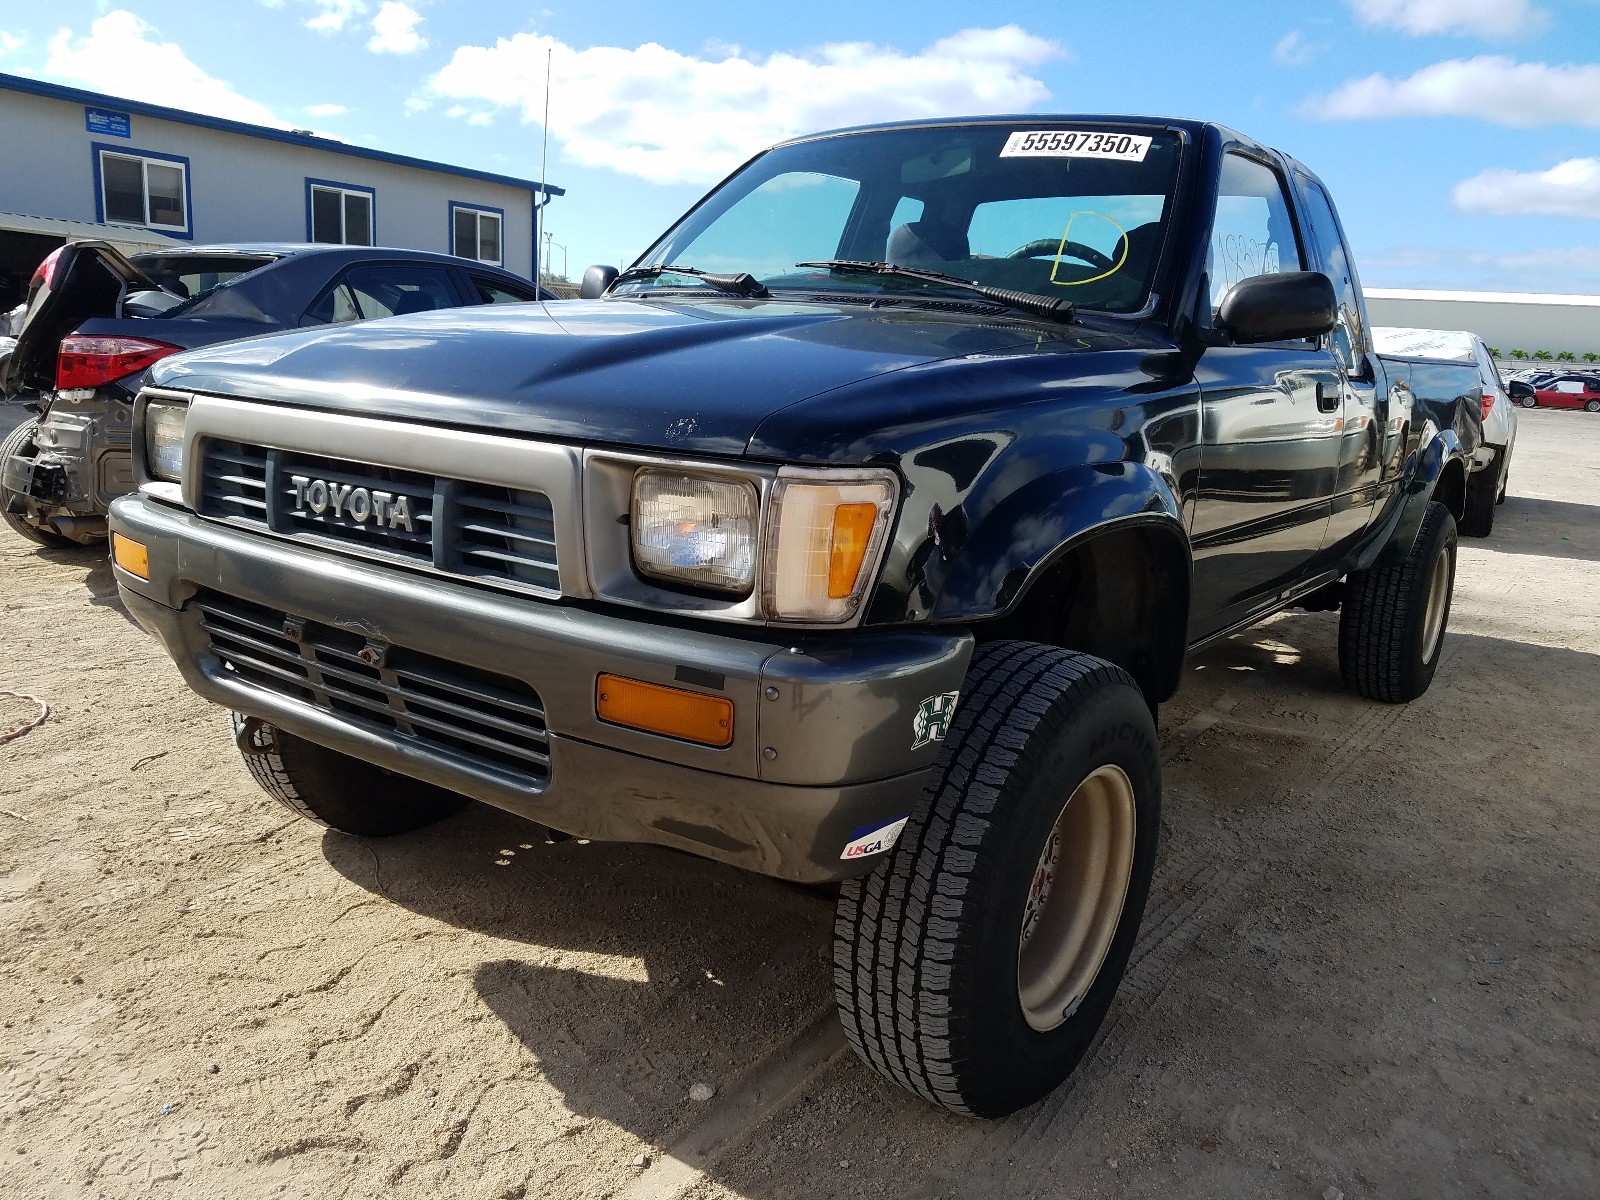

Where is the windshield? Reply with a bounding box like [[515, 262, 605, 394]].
[[629, 124, 1184, 315], [131, 253, 277, 312]]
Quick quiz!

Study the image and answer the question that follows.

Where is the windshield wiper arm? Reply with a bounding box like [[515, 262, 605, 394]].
[[612, 263, 769, 298], [795, 260, 1076, 324]]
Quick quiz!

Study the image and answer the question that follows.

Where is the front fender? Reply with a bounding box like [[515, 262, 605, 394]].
[[931, 460, 1186, 620]]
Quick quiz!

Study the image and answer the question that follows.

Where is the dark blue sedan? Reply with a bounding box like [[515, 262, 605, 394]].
[[1, 240, 552, 545]]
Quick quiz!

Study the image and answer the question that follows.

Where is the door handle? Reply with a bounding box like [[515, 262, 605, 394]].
[[1316, 381, 1341, 413]]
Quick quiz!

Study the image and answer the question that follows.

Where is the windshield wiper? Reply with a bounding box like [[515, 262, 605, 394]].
[[795, 260, 1076, 324], [612, 263, 769, 298]]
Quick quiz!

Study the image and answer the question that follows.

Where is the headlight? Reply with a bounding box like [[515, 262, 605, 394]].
[[144, 398, 189, 483], [762, 468, 896, 623], [632, 469, 758, 595]]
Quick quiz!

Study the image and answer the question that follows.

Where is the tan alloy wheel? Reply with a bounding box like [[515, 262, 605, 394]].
[[1017, 763, 1137, 1032], [1421, 545, 1450, 663]]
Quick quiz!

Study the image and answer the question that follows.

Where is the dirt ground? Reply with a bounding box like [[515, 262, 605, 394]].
[[1, 407, 1597, 1200]]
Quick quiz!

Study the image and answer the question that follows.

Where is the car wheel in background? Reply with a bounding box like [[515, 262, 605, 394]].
[[0, 419, 79, 549], [1459, 456, 1501, 537], [833, 641, 1161, 1118], [230, 712, 469, 836], [1586, 400, 1600, 413], [1338, 501, 1458, 703], [1519, 395, 1537, 408]]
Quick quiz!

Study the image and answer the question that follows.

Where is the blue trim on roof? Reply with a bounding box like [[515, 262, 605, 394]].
[[305, 178, 377, 245], [448, 200, 504, 267], [92, 142, 194, 241], [2, 70, 563, 198]]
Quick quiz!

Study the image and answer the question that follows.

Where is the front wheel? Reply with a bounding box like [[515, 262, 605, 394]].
[[1, 419, 77, 549], [1338, 501, 1457, 703], [231, 713, 469, 836], [833, 642, 1161, 1118], [1518, 395, 1537, 409]]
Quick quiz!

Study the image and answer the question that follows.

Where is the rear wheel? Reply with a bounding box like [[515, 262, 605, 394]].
[[1338, 501, 1457, 703], [1459, 455, 1501, 537], [833, 641, 1161, 1118], [1585, 399, 1600, 414], [230, 713, 469, 836], [0, 419, 76, 549]]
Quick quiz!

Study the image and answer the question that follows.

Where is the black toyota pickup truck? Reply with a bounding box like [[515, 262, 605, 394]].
[[107, 116, 1480, 1119]]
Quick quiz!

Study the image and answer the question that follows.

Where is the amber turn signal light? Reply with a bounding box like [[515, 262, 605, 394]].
[[596, 674, 734, 748], [827, 501, 880, 599], [111, 532, 149, 580]]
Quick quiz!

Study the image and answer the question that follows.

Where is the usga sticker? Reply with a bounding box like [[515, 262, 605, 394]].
[[840, 816, 909, 861], [911, 690, 960, 749]]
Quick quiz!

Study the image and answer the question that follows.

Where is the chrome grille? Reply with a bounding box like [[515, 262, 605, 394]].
[[196, 591, 551, 788], [197, 440, 558, 594]]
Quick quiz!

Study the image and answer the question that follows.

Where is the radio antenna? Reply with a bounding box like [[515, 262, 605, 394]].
[[537, 45, 552, 292]]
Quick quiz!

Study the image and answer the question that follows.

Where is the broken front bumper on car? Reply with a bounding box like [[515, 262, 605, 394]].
[[108, 494, 972, 883]]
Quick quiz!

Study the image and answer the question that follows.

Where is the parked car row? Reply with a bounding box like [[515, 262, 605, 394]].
[[1, 241, 551, 546]]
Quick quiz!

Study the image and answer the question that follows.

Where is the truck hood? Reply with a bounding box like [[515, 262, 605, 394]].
[[148, 297, 1064, 457]]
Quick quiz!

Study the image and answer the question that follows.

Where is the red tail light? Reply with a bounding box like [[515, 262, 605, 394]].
[[31, 247, 65, 292], [1481, 392, 1495, 420], [56, 336, 182, 391]]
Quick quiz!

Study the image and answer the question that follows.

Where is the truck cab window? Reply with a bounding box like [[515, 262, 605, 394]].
[[1208, 154, 1304, 313], [1298, 178, 1368, 370]]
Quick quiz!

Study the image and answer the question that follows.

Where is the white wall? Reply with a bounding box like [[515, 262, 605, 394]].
[[1367, 289, 1600, 360]]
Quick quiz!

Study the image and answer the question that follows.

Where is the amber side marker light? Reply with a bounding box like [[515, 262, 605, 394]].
[[111, 533, 149, 580], [596, 674, 734, 748]]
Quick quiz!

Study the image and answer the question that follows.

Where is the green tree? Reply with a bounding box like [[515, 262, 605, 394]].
[[1557, 351, 1577, 362], [1584, 353, 1600, 364], [1510, 349, 1528, 360], [1533, 349, 1553, 361], [1486, 347, 1501, 359]]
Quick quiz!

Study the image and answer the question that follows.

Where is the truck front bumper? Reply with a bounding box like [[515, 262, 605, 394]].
[[109, 495, 972, 882]]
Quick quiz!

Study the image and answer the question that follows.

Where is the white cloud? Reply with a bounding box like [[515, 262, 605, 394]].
[[307, 0, 367, 34], [1454, 158, 1600, 219], [368, 2, 426, 54], [304, 102, 349, 117], [1345, 0, 1547, 38], [46, 10, 287, 127], [1308, 56, 1600, 126], [425, 26, 1060, 185], [1273, 31, 1315, 67], [0, 32, 25, 56]]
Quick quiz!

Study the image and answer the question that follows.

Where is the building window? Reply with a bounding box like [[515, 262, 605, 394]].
[[451, 203, 502, 266], [97, 147, 190, 234], [307, 180, 374, 246]]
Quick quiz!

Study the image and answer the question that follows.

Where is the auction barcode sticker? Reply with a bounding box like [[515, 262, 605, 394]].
[[1000, 130, 1153, 162]]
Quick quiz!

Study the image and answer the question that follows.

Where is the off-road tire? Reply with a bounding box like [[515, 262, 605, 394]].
[[1338, 501, 1457, 703], [833, 641, 1161, 1118], [231, 713, 469, 836], [0, 419, 77, 549], [1459, 455, 1501, 537]]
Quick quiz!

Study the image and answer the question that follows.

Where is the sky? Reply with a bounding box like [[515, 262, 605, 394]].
[[1, 0, 1598, 293]]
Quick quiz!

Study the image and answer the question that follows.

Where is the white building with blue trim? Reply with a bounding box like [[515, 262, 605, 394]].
[[0, 71, 562, 306]]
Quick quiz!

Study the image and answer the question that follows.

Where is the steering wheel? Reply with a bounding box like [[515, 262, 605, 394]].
[[1007, 239, 1117, 271]]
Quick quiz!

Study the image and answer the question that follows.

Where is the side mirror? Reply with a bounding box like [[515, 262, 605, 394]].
[[1216, 271, 1337, 345], [580, 265, 619, 299]]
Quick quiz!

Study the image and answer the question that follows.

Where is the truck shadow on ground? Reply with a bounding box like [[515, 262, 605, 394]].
[[1486, 496, 1600, 563], [29, 542, 141, 627], [313, 619, 1600, 1199]]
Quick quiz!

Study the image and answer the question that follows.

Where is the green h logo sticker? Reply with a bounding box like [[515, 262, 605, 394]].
[[912, 691, 960, 749]]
